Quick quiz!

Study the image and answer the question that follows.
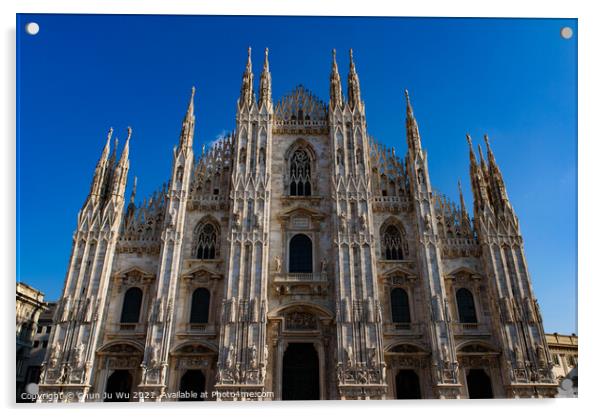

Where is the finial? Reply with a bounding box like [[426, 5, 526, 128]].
[[263, 47, 270, 71], [465, 133, 473, 147], [404, 89, 413, 116], [107, 127, 114, 139], [126, 126, 132, 141], [349, 48, 354, 60], [191, 85, 196, 98], [332, 48, 336, 59]]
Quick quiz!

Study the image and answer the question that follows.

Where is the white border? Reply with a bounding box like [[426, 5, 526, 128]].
[[3, 1, 600, 417]]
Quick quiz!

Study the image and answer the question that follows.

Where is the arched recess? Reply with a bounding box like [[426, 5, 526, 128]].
[[170, 342, 218, 398], [97, 341, 144, 402], [120, 287, 143, 323], [189, 287, 210, 324], [456, 288, 478, 323], [267, 303, 333, 401], [384, 342, 430, 399], [288, 234, 313, 273], [193, 216, 220, 259]]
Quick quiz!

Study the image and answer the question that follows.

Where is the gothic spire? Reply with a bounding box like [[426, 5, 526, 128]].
[[405, 89, 422, 157], [129, 175, 137, 205], [118, 127, 132, 168], [347, 49, 362, 109], [467, 134, 490, 214], [178, 87, 196, 151], [87, 128, 115, 202], [109, 127, 131, 198], [330, 49, 343, 108], [483, 134, 511, 212], [258, 47, 272, 108], [458, 179, 467, 215], [239, 46, 254, 109]]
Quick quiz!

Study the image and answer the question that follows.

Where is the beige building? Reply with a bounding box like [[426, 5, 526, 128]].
[[16, 282, 46, 401], [37, 48, 558, 401], [546, 333, 577, 397]]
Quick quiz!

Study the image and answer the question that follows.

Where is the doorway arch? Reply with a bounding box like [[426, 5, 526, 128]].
[[282, 343, 320, 400], [104, 370, 133, 402], [466, 369, 494, 399], [179, 369, 206, 401], [395, 369, 421, 399]]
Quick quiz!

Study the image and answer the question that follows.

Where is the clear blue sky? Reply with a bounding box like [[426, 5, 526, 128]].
[[16, 14, 577, 334]]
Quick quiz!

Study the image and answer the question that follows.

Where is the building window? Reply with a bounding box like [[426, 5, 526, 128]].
[[42, 341, 48, 348], [289, 149, 312, 196], [196, 222, 218, 259], [456, 288, 478, 323], [289, 234, 313, 273], [390, 288, 411, 323], [45, 326, 51, 334], [120, 287, 143, 323], [190, 288, 210, 324], [553, 354, 560, 366], [36, 326, 42, 334], [33, 341, 40, 348], [382, 225, 404, 260]]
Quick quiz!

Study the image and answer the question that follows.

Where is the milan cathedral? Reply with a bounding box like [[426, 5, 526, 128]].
[[38, 48, 557, 401]]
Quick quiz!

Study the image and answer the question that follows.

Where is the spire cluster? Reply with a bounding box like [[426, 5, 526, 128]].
[[465, 133, 512, 217]]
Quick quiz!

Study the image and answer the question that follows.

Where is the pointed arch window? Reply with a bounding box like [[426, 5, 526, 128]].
[[190, 288, 210, 324], [120, 287, 143, 323], [289, 149, 312, 196], [456, 288, 478, 323], [382, 225, 404, 260], [390, 288, 411, 323], [196, 222, 218, 259]]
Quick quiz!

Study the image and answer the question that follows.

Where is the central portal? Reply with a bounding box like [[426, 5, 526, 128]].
[[282, 343, 320, 400]]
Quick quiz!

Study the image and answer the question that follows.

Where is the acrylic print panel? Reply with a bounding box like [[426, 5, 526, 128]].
[[16, 14, 577, 402]]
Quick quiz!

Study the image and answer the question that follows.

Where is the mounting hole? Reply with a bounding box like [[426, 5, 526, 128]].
[[560, 26, 573, 40], [25, 22, 40, 35]]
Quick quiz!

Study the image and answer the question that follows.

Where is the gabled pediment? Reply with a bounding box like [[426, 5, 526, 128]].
[[380, 265, 417, 279], [278, 206, 325, 222], [445, 266, 482, 280], [180, 265, 222, 280], [113, 266, 155, 279]]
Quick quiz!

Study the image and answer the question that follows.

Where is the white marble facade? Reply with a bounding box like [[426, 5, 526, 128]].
[[37, 48, 558, 401]]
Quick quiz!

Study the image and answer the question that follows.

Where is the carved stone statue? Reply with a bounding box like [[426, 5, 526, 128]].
[[359, 213, 366, 230], [61, 296, 71, 322], [274, 256, 282, 273], [226, 344, 235, 368], [320, 257, 328, 273], [536, 344, 546, 366], [73, 343, 85, 368]]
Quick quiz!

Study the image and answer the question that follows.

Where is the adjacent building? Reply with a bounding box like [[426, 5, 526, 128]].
[[37, 48, 558, 401], [546, 333, 578, 397], [16, 282, 46, 401]]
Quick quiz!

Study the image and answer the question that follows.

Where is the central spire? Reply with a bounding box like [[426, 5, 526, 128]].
[[330, 49, 343, 109]]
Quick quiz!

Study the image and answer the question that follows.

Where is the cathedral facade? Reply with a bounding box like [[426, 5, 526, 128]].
[[37, 48, 557, 401]]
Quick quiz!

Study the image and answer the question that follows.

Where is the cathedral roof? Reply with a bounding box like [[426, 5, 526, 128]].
[[274, 85, 328, 132]]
